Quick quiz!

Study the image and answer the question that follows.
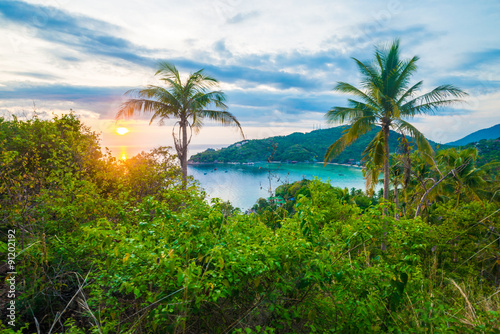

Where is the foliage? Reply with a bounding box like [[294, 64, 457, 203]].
[[391, 147, 500, 218], [1, 114, 500, 334], [464, 137, 500, 168], [119, 146, 182, 200]]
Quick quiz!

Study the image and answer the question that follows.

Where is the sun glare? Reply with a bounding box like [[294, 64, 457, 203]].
[[116, 127, 129, 135]]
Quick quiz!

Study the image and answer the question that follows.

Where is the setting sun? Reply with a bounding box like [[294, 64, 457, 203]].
[[116, 127, 129, 135]]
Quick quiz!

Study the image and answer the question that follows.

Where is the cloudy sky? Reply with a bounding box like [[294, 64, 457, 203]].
[[1, 0, 499, 157]]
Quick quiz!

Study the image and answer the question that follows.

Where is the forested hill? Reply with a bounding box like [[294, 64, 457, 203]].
[[189, 125, 442, 164], [446, 123, 500, 146], [463, 137, 500, 166]]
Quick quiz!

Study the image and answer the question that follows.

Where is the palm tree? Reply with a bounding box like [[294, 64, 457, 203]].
[[434, 148, 489, 206], [116, 62, 244, 187], [324, 40, 467, 202]]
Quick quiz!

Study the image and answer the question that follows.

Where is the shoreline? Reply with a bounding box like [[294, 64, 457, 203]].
[[188, 161, 363, 169]]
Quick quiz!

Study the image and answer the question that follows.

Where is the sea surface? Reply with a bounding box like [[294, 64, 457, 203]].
[[188, 162, 366, 210]]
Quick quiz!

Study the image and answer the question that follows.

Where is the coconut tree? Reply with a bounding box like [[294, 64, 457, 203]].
[[116, 62, 244, 187], [432, 148, 491, 206], [324, 40, 467, 202]]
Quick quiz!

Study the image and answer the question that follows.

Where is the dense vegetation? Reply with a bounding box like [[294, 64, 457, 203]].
[[189, 126, 442, 164], [1, 114, 500, 333], [463, 137, 500, 167]]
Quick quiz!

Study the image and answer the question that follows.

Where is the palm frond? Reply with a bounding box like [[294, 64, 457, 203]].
[[190, 91, 228, 111], [395, 119, 434, 161], [323, 117, 374, 165], [352, 57, 382, 91], [401, 99, 465, 117], [197, 109, 244, 138], [156, 61, 182, 84], [364, 164, 381, 197], [376, 40, 400, 92], [334, 82, 379, 108], [325, 107, 359, 124], [382, 56, 419, 101], [116, 99, 178, 121], [140, 86, 182, 110], [191, 116, 204, 134], [362, 130, 385, 167], [325, 103, 376, 124], [396, 81, 423, 105], [389, 98, 400, 119], [380, 39, 400, 65], [401, 84, 468, 116]]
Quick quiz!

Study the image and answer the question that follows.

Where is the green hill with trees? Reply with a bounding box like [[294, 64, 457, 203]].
[[189, 125, 443, 164], [461, 137, 500, 167]]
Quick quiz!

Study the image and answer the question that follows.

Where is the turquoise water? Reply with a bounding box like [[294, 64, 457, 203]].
[[188, 162, 366, 210]]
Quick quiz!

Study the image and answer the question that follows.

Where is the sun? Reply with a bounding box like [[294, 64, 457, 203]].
[[116, 127, 129, 135]]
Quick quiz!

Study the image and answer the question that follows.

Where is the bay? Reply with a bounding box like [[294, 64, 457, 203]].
[[188, 162, 366, 210]]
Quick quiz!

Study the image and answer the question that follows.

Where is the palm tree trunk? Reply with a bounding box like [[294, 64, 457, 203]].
[[394, 184, 399, 220], [181, 121, 188, 189], [455, 190, 461, 208], [383, 126, 390, 202], [382, 125, 390, 251], [415, 169, 454, 218]]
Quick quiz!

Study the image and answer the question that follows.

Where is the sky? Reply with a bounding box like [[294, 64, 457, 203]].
[[0, 0, 499, 158]]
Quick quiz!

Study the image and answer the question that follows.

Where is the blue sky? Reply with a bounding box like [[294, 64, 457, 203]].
[[1, 0, 499, 156]]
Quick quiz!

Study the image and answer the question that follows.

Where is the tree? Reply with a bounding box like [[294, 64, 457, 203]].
[[116, 62, 244, 187], [413, 147, 495, 217], [323, 40, 467, 202]]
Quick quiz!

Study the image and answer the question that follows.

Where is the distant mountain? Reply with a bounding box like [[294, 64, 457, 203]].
[[189, 126, 442, 164], [446, 124, 500, 146]]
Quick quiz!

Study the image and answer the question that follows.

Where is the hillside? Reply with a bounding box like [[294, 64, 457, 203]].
[[446, 123, 500, 146], [462, 137, 500, 166], [189, 125, 442, 164]]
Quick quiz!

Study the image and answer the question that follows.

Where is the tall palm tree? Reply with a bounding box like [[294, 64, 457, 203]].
[[324, 40, 467, 202], [116, 62, 244, 187]]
